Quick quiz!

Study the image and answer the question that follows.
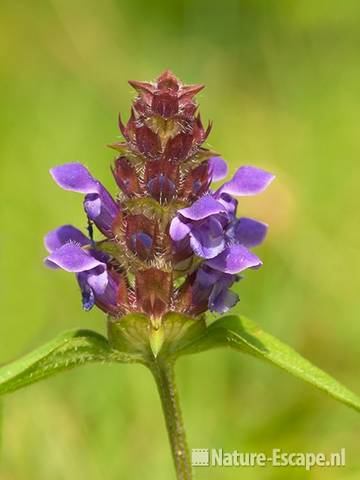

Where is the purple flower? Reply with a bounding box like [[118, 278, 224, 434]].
[[187, 244, 262, 314], [50, 163, 119, 238], [170, 164, 273, 263], [44, 225, 116, 311], [170, 195, 227, 258], [191, 266, 239, 314], [170, 162, 274, 313], [44, 73, 274, 320]]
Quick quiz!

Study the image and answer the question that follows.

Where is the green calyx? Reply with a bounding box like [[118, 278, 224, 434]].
[[107, 312, 206, 363]]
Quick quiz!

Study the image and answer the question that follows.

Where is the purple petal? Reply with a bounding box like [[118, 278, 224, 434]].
[[84, 191, 118, 237], [195, 266, 239, 313], [195, 267, 222, 288], [196, 266, 235, 288], [217, 192, 238, 218], [178, 195, 225, 220], [84, 195, 102, 217], [209, 287, 239, 314], [205, 244, 262, 274], [169, 216, 191, 241], [209, 156, 228, 182], [217, 166, 274, 197], [50, 163, 119, 236], [44, 225, 89, 253], [227, 217, 268, 248], [93, 271, 121, 314], [86, 267, 108, 295], [45, 243, 105, 273], [77, 267, 110, 311], [77, 275, 95, 311], [189, 217, 225, 259], [50, 163, 100, 194]]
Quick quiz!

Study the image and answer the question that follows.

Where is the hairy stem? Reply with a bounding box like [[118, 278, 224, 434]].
[[149, 359, 192, 480]]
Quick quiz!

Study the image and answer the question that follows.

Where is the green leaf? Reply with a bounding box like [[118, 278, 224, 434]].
[[176, 315, 360, 413], [0, 329, 139, 396]]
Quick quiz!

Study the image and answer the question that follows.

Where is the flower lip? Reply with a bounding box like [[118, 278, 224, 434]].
[[227, 217, 268, 248], [205, 244, 262, 274], [79, 281, 95, 311], [50, 163, 101, 194], [191, 265, 239, 314], [209, 284, 239, 314], [209, 156, 228, 182], [85, 266, 108, 295], [169, 216, 191, 242], [178, 195, 226, 221], [44, 225, 90, 253], [216, 165, 275, 197], [189, 216, 225, 259], [45, 242, 105, 273]]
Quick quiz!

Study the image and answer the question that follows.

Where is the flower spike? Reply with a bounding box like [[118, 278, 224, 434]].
[[45, 71, 273, 318]]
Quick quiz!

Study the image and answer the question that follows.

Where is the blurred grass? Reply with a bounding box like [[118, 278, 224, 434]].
[[1, 0, 360, 478]]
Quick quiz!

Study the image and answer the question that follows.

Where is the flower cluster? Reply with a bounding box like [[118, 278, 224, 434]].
[[44, 71, 274, 324], [170, 165, 273, 314]]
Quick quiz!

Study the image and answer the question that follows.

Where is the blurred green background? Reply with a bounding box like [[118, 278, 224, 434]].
[[1, 0, 360, 478]]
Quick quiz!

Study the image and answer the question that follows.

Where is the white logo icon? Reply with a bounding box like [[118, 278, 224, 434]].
[[191, 449, 210, 467]]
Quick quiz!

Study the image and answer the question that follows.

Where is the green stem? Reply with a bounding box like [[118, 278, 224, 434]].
[[149, 359, 192, 480]]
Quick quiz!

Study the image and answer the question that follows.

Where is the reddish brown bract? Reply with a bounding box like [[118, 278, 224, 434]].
[[108, 71, 214, 321]]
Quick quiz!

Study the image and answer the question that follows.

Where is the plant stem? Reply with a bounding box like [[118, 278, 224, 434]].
[[149, 359, 192, 480]]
